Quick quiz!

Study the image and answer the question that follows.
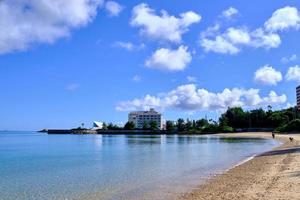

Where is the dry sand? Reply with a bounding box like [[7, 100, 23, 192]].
[[180, 132, 300, 200]]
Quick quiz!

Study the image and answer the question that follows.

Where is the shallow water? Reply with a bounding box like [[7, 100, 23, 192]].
[[0, 132, 279, 200]]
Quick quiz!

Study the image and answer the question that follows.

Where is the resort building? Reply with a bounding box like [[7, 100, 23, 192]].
[[128, 108, 164, 130], [297, 85, 300, 110]]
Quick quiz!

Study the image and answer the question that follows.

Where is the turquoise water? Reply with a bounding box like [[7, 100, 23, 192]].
[[0, 132, 279, 200]]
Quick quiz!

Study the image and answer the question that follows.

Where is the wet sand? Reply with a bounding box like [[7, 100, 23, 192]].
[[180, 132, 300, 200]]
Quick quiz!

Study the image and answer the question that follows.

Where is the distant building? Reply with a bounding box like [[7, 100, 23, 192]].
[[128, 108, 164, 130], [92, 121, 103, 130], [297, 85, 300, 109]]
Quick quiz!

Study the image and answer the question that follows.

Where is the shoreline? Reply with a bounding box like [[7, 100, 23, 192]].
[[179, 132, 300, 200]]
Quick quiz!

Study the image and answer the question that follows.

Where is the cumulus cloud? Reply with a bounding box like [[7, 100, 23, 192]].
[[0, 0, 103, 54], [285, 65, 300, 82], [130, 3, 201, 43], [265, 6, 300, 32], [145, 46, 192, 71], [113, 41, 145, 51], [222, 7, 239, 19], [201, 35, 240, 54], [105, 1, 123, 17], [116, 84, 287, 112], [226, 27, 251, 44], [117, 94, 161, 111], [281, 54, 297, 63], [250, 28, 281, 49], [200, 26, 281, 54], [254, 65, 282, 86], [199, 6, 300, 54]]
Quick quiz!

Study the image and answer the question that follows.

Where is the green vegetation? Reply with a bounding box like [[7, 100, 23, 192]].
[[124, 121, 135, 130], [97, 106, 300, 133], [149, 121, 158, 130], [166, 106, 299, 133], [276, 119, 300, 132], [219, 106, 298, 131]]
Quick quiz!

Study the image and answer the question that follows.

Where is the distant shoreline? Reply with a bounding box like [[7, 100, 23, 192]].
[[44, 128, 275, 135]]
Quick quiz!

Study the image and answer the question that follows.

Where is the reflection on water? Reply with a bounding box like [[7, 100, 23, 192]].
[[117, 135, 267, 146], [0, 132, 279, 200]]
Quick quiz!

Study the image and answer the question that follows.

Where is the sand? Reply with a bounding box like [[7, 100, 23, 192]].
[[180, 132, 300, 200]]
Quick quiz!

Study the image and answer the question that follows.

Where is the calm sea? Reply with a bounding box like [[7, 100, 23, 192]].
[[0, 131, 279, 200]]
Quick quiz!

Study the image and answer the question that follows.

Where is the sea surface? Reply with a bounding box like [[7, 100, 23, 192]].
[[0, 131, 280, 200]]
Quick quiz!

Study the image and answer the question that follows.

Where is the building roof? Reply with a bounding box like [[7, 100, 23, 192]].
[[129, 108, 161, 115], [93, 121, 103, 128]]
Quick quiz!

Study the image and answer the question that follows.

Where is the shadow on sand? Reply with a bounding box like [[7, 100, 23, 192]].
[[258, 146, 300, 157], [288, 171, 300, 177]]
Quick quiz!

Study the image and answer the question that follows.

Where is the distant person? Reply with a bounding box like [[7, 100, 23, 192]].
[[272, 132, 275, 139], [289, 137, 294, 142]]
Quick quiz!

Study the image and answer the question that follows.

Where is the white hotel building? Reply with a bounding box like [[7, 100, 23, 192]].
[[297, 85, 300, 110], [128, 108, 164, 130]]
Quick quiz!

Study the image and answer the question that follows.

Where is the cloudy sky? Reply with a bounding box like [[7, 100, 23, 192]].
[[1, 0, 300, 130]]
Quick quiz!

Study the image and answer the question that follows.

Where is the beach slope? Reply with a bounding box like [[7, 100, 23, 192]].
[[181, 133, 300, 200]]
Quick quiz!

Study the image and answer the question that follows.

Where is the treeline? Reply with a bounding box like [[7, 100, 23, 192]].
[[90, 106, 300, 133], [101, 121, 160, 131], [165, 106, 300, 133]]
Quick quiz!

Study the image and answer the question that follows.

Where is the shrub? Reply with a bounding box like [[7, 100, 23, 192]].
[[276, 119, 300, 132]]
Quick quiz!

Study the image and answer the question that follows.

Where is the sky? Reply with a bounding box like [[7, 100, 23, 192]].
[[1, 0, 300, 130]]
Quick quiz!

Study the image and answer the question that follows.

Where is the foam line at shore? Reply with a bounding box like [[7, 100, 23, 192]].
[[230, 154, 256, 170]]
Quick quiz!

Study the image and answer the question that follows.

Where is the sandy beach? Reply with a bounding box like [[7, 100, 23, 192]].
[[180, 132, 300, 200]]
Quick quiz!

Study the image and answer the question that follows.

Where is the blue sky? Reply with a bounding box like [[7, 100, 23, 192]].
[[1, 0, 300, 130]]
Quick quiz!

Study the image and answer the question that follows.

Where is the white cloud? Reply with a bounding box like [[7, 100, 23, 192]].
[[199, 6, 300, 54], [116, 84, 287, 112], [0, 0, 103, 54], [226, 27, 251, 44], [116, 94, 161, 111], [265, 6, 300, 32], [201, 35, 240, 54], [187, 76, 197, 83], [254, 65, 282, 86], [145, 46, 192, 71], [281, 54, 297, 63], [200, 27, 281, 54], [132, 75, 142, 82], [250, 28, 281, 49], [105, 1, 123, 17], [201, 24, 220, 38], [113, 41, 145, 51], [284, 102, 295, 109], [285, 65, 300, 82], [222, 7, 239, 19], [130, 3, 201, 43]]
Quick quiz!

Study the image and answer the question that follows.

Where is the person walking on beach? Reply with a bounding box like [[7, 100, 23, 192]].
[[272, 132, 275, 139]]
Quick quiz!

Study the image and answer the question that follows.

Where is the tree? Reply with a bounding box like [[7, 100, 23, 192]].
[[195, 119, 209, 129], [150, 121, 158, 130], [107, 123, 120, 130], [142, 121, 148, 130], [222, 107, 249, 128], [124, 121, 135, 130], [219, 115, 228, 127], [276, 119, 300, 132], [249, 109, 267, 128], [185, 119, 193, 130], [102, 122, 108, 130], [166, 121, 175, 131], [177, 118, 185, 131]]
